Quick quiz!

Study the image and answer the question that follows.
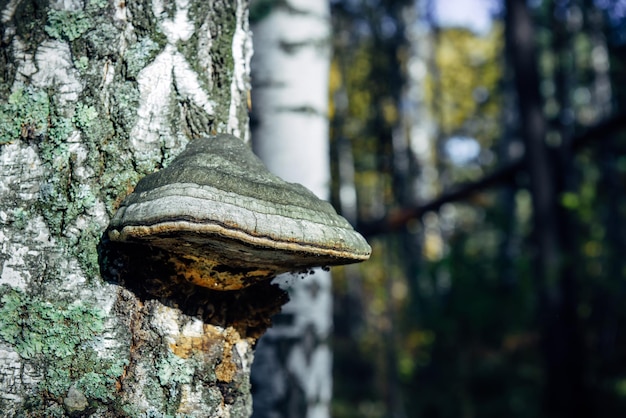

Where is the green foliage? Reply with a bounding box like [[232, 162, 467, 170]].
[[426, 26, 504, 139], [330, 0, 626, 414], [0, 286, 127, 406]]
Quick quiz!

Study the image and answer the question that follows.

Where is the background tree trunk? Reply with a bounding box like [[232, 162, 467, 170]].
[[249, 1, 333, 417], [0, 0, 259, 415], [505, 0, 590, 416]]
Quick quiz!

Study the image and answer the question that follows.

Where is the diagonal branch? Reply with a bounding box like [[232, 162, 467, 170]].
[[359, 112, 626, 237]]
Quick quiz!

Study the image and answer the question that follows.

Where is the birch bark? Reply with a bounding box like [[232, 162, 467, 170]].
[[249, 1, 333, 418], [0, 0, 258, 415]]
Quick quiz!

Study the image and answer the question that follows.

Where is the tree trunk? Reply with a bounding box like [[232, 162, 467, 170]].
[[505, 1, 591, 416], [0, 0, 261, 415], [249, 1, 332, 417]]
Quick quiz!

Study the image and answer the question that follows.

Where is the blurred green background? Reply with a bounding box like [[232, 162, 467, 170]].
[[327, 0, 626, 417]]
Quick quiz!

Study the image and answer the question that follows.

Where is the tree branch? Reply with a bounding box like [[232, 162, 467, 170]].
[[359, 112, 626, 237]]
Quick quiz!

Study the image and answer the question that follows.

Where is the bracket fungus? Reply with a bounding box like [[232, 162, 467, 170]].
[[108, 134, 371, 291]]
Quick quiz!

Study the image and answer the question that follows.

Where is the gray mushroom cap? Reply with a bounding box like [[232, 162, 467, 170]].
[[108, 134, 371, 290]]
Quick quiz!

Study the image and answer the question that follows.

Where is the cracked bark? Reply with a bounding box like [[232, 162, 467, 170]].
[[0, 0, 270, 416]]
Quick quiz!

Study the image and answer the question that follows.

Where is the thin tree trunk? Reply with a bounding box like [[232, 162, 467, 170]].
[[0, 0, 262, 415], [249, 2, 332, 417]]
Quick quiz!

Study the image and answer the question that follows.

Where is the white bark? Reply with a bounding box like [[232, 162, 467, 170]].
[[249, 1, 333, 417], [0, 0, 257, 415]]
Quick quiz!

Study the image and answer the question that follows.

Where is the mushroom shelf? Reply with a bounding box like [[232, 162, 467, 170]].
[[108, 134, 371, 291]]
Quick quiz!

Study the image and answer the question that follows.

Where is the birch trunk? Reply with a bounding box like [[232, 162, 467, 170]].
[[0, 0, 262, 415], [249, 1, 333, 417]]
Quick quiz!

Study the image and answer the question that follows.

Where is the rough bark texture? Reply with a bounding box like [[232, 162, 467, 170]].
[[249, 1, 333, 417], [0, 0, 262, 416]]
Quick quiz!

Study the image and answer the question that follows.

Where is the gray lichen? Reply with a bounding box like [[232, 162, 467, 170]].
[[0, 286, 128, 411]]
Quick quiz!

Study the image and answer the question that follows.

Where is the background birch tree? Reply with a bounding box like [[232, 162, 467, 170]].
[[0, 0, 267, 415], [248, 1, 333, 417]]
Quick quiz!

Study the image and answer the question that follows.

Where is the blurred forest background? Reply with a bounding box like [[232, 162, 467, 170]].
[[326, 0, 626, 417]]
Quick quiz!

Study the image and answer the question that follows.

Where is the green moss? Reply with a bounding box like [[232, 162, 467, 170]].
[[88, 0, 109, 9], [0, 86, 50, 144], [126, 2, 167, 47], [37, 403, 65, 417], [8, 207, 30, 230], [74, 103, 98, 129], [139, 378, 170, 414], [25, 96, 115, 278], [75, 56, 89, 71], [75, 100, 115, 142], [164, 3, 233, 139], [157, 354, 195, 386], [118, 350, 220, 415], [207, 5, 236, 126], [38, 8, 119, 275], [45, 0, 113, 62], [73, 221, 105, 279], [109, 82, 140, 138], [101, 166, 141, 211], [49, 113, 75, 143], [124, 37, 161, 79], [0, 88, 113, 282], [0, 286, 128, 410], [181, 2, 215, 86], [82, 21, 122, 59], [38, 177, 69, 235], [45, 10, 93, 41], [153, 353, 195, 414], [0, 286, 104, 357]]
